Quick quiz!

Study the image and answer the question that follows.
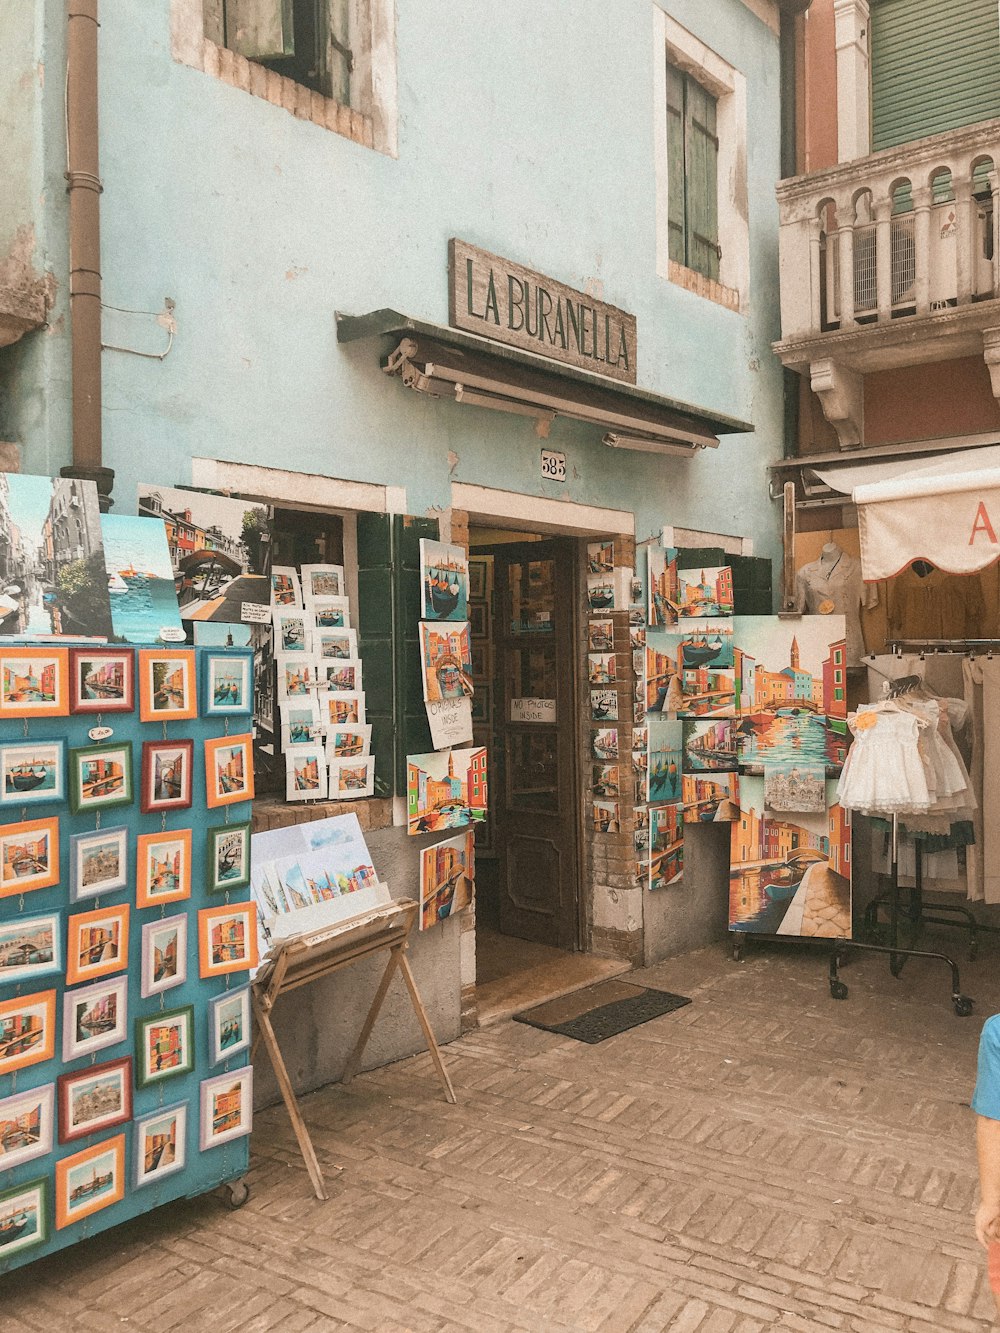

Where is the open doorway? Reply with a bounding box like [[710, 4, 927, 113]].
[[468, 523, 628, 1022]]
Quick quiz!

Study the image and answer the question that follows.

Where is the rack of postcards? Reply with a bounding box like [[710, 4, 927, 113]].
[[0, 643, 256, 1273], [270, 564, 375, 803]]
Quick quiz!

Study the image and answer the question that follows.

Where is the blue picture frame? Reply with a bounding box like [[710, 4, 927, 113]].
[[201, 651, 252, 718]]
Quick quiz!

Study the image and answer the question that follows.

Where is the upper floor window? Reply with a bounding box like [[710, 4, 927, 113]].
[[207, 0, 354, 104], [666, 63, 720, 283]]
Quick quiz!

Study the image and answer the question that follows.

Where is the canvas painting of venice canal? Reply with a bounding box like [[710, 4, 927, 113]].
[[100, 514, 182, 643], [729, 777, 851, 937]]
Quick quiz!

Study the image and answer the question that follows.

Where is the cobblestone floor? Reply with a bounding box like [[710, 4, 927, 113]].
[[5, 929, 1000, 1332]]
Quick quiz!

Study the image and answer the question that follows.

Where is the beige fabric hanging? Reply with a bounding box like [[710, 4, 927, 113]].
[[963, 657, 1000, 905]]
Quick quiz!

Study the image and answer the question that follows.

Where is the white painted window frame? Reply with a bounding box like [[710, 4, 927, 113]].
[[653, 8, 750, 309], [170, 0, 399, 157]]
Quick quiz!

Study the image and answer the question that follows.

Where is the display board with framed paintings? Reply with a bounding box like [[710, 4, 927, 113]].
[[0, 643, 255, 1275]]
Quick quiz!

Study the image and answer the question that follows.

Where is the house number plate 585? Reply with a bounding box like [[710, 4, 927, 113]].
[[540, 449, 567, 482]]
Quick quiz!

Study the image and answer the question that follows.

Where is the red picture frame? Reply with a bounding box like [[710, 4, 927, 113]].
[[57, 1057, 133, 1144], [140, 739, 194, 815], [69, 648, 135, 715]]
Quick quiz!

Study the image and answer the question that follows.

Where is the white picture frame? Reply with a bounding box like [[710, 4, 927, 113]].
[[69, 825, 129, 902], [324, 724, 372, 760], [314, 627, 358, 660], [306, 595, 351, 630], [0, 912, 61, 987], [199, 1067, 254, 1151], [207, 985, 251, 1067], [62, 976, 128, 1062], [318, 690, 366, 728], [316, 657, 363, 695], [270, 565, 302, 609], [300, 563, 345, 600], [133, 1100, 188, 1189], [285, 748, 328, 801], [140, 913, 188, 999], [329, 755, 375, 800], [272, 608, 312, 654], [0, 1083, 55, 1172], [275, 654, 316, 702]]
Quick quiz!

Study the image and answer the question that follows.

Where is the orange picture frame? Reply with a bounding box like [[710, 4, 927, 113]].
[[55, 1133, 125, 1229], [0, 990, 57, 1077], [138, 648, 197, 723], [65, 904, 130, 987], [0, 816, 60, 898], [135, 829, 192, 910], [198, 902, 259, 978], [203, 734, 255, 809], [0, 646, 69, 719]]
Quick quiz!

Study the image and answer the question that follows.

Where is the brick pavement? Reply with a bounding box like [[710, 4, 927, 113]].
[[4, 930, 1000, 1332]]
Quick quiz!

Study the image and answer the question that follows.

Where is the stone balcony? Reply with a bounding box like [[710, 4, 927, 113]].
[[773, 119, 1000, 447]]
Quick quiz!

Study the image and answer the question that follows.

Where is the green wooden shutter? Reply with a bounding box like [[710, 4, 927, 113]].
[[685, 78, 720, 282], [223, 0, 295, 59], [729, 554, 773, 616], [666, 63, 687, 266], [871, 0, 1000, 151], [356, 513, 438, 797]]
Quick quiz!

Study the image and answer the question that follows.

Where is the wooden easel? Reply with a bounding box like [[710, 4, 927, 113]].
[[251, 898, 457, 1200]]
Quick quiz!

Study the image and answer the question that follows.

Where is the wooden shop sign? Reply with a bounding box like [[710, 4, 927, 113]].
[[448, 239, 637, 384]]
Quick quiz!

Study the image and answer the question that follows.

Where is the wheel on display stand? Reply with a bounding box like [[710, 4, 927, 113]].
[[953, 995, 974, 1018], [224, 1179, 250, 1210], [829, 979, 849, 1001]]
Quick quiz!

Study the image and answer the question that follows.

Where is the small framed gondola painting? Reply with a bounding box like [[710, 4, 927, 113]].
[[206, 822, 251, 894], [0, 646, 69, 719], [207, 985, 251, 1066], [0, 1178, 49, 1257], [138, 648, 197, 722], [69, 647, 134, 714], [202, 652, 252, 716], [0, 740, 65, 810], [140, 738, 194, 814]]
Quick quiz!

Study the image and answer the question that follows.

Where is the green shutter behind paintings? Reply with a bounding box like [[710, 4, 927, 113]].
[[356, 513, 438, 798], [685, 77, 720, 282], [223, 0, 295, 59], [871, 0, 1000, 151], [729, 554, 773, 616], [666, 64, 687, 266]]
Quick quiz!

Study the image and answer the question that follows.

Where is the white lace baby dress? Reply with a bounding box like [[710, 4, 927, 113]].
[[836, 707, 933, 815]]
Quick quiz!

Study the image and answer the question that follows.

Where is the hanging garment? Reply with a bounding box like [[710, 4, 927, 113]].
[[963, 658, 1000, 905], [837, 706, 933, 815], [886, 565, 986, 641], [794, 549, 877, 667]]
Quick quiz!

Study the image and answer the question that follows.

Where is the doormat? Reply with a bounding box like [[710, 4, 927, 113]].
[[513, 979, 691, 1044]]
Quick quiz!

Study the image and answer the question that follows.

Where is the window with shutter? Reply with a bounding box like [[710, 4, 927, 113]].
[[871, 0, 1000, 151], [665, 63, 720, 283], [215, 0, 354, 103]]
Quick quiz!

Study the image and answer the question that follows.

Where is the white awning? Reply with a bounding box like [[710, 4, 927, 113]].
[[819, 445, 1000, 581]]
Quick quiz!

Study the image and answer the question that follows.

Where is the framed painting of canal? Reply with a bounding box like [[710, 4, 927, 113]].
[[55, 1134, 125, 1230], [69, 825, 128, 903], [57, 1057, 132, 1144], [136, 828, 192, 909], [199, 1066, 253, 1151], [138, 647, 197, 722], [197, 902, 258, 979], [0, 912, 61, 986], [0, 816, 60, 898], [0, 739, 65, 810], [133, 1101, 187, 1189], [140, 738, 194, 814], [206, 822, 251, 894], [139, 913, 187, 999], [0, 1084, 55, 1172], [202, 651, 252, 717], [0, 990, 56, 1077], [0, 646, 69, 718], [68, 741, 133, 815], [62, 976, 128, 1062], [65, 903, 130, 987], [207, 986, 251, 1066], [729, 776, 852, 938], [0, 1178, 49, 1259], [419, 831, 474, 931], [135, 1004, 195, 1088], [68, 647, 134, 714], [203, 733, 254, 808]]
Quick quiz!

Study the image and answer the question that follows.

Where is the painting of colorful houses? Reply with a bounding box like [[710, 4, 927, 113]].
[[419, 832, 474, 930], [682, 719, 738, 772], [677, 566, 733, 618], [682, 773, 739, 823], [730, 777, 851, 937], [407, 747, 488, 835], [649, 804, 683, 889], [734, 616, 849, 775]]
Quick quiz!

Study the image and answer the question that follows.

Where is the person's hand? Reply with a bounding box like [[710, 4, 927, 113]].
[[975, 1200, 1000, 1248]]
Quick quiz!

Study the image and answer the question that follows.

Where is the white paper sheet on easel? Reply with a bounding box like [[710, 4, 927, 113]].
[[426, 696, 473, 749]]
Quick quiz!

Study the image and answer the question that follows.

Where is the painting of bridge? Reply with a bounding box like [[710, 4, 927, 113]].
[[734, 615, 847, 719]]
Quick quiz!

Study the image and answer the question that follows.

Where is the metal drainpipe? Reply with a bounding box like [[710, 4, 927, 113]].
[[64, 0, 114, 511]]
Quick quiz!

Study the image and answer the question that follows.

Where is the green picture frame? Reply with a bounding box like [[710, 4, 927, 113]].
[[68, 741, 133, 815], [134, 1003, 194, 1089], [205, 821, 251, 894], [0, 1177, 49, 1260]]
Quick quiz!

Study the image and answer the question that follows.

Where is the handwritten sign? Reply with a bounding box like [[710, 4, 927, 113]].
[[426, 696, 474, 750], [510, 697, 557, 724], [241, 602, 271, 624]]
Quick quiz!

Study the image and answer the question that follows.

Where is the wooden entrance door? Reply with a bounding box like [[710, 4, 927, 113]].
[[490, 539, 580, 949]]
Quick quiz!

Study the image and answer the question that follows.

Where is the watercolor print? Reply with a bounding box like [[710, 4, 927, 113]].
[[586, 572, 616, 612], [0, 1178, 48, 1257], [592, 728, 618, 762], [68, 742, 133, 814], [279, 698, 321, 747], [136, 829, 192, 909], [588, 619, 614, 652], [275, 653, 315, 701], [208, 986, 251, 1065], [100, 512, 183, 643], [300, 563, 345, 599], [316, 658, 362, 694], [644, 631, 683, 715], [682, 772, 739, 824], [329, 756, 375, 800], [139, 649, 197, 721], [320, 691, 366, 728], [676, 565, 734, 618], [0, 473, 112, 637], [1, 817, 60, 898], [57, 1057, 132, 1144], [199, 1068, 253, 1150], [419, 622, 473, 703], [592, 800, 620, 833], [135, 1005, 195, 1087], [270, 565, 301, 608], [649, 804, 683, 889], [682, 719, 738, 772], [0, 646, 69, 718], [730, 776, 851, 937], [406, 747, 488, 835], [0, 1085, 54, 1173], [140, 739, 193, 814], [198, 904, 259, 978], [140, 914, 187, 998], [55, 1135, 125, 1230], [204, 652, 252, 715], [69, 647, 134, 714], [134, 1102, 187, 1188], [419, 831, 474, 931], [0, 913, 60, 987], [204, 735, 254, 808], [678, 619, 734, 671], [206, 822, 251, 894], [0, 741, 65, 809], [272, 607, 311, 653], [420, 539, 469, 622], [65, 904, 130, 986], [308, 595, 351, 629], [734, 615, 849, 775], [647, 717, 683, 802], [587, 540, 614, 574], [285, 747, 328, 801], [315, 627, 357, 659], [763, 760, 828, 814], [0, 991, 56, 1077], [590, 689, 618, 722], [324, 724, 372, 759], [593, 764, 620, 798], [62, 978, 128, 1062], [647, 544, 679, 627], [588, 653, 616, 686], [137, 483, 271, 622]]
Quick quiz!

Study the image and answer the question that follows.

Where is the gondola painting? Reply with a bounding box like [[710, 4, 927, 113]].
[[420, 539, 469, 622]]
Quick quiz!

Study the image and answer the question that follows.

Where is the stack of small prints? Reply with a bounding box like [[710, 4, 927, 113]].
[[250, 813, 391, 944], [270, 564, 374, 803]]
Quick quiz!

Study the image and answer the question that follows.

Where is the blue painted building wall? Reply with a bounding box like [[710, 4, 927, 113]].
[[2, 0, 785, 563]]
